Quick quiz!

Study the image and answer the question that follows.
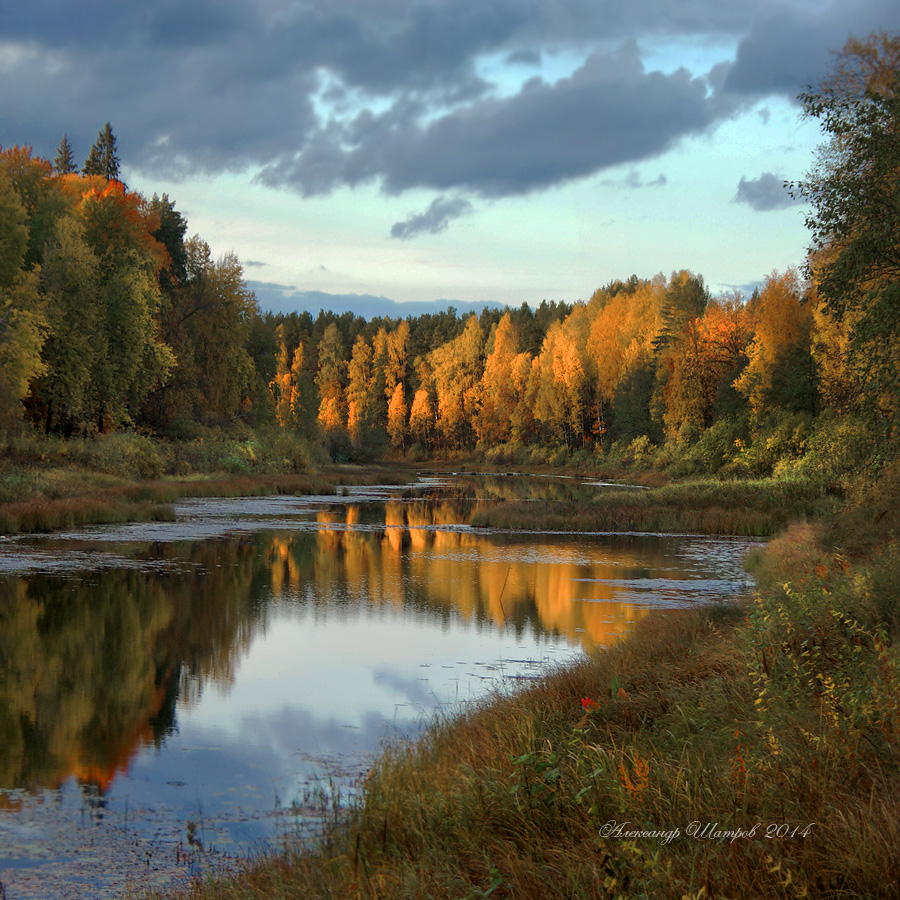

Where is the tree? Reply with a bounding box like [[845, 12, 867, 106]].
[[38, 216, 103, 432], [83, 123, 121, 182], [54, 134, 77, 175], [51, 175, 174, 429], [316, 323, 346, 433], [475, 312, 522, 445], [428, 315, 484, 449], [1, 145, 69, 269], [734, 269, 816, 423], [0, 163, 45, 426], [387, 382, 408, 449], [346, 334, 374, 440], [795, 32, 900, 411], [181, 238, 257, 421], [148, 194, 188, 292], [409, 388, 433, 448]]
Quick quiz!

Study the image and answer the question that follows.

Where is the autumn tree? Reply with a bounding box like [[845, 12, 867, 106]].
[[427, 315, 484, 449], [1, 145, 69, 269], [734, 269, 816, 423], [38, 216, 103, 431], [271, 324, 294, 429], [184, 238, 257, 421], [346, 334, 374, 440], [409, 388, 433, 448], [387, 382, 408, 449], [650, 271, 711, 437], [475, 312, 523, 446], [57, 177, 174, 428], [534, 308, 592, 448], [316, 322, 346, 433], [586, 275, 666, 441], [796, 32, 900, 413], [0, 162, 45, 426]]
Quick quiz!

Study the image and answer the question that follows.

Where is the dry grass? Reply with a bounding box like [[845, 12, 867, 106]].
[[0, 469, 412, 535], [469, 477, 838, 537]]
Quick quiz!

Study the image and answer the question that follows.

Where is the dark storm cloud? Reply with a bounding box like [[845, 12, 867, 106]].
[[733, 172, 802, 211], [1, 0, 897, 206], [259, 42, 725, 197], [391, 196, 474, 239], [724, 0, 900, 97]]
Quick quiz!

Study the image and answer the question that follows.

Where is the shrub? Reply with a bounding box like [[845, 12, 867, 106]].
[[89, 433, 165, 479], [724, 411, 812, 478], [785, 412, 883, 487]]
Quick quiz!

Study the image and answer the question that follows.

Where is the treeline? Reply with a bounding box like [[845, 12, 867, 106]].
[[0, 128, 256, 437], [1, 33, 898, 478]]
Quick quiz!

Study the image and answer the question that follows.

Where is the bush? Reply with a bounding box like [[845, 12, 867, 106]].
[[784, 412, 883, 487], [266, 429, 316, 473], [89, 433, 166, 479], [670, 419, 746, 477], [723, 411, 812, 478]]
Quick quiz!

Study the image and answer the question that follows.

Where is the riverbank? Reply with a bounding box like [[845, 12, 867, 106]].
[[0, 430, 415, 535], [125, 460, 900, 899]]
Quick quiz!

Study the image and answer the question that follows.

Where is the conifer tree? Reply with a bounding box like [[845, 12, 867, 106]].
[[83, 122, 121, 181], [53, 134, 77, 175]]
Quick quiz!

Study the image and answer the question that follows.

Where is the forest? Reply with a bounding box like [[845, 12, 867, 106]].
[[1, 34, 898, 485]]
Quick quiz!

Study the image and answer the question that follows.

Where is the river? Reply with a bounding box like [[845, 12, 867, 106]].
[[0, 474, 757, 899]]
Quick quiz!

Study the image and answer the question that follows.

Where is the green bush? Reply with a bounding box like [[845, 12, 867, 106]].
[[89, 433, 166, 479], [723, 411, 812, 478], [784, 412, 883, 487]]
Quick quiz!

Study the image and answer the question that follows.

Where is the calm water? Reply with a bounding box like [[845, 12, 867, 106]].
[[0, 475, 756, 898]]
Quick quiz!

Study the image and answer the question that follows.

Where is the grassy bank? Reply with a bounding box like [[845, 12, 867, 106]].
[[133, 462, 900, 899], [469, 477, 839, 536], [0, 429, 414, 535]]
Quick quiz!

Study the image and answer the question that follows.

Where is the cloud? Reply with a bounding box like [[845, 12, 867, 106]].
[[260, 42, 727, 198], [733, 172, 802, 211], [390, 196, 474, 239], [724, 0, 900, 98], [1, 0, 897, 203]]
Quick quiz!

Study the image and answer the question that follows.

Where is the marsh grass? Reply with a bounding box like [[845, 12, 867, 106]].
[[469, 477, 838, 536], [0, 467, 412, 535]]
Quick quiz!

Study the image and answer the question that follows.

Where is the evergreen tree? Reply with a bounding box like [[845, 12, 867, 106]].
[[53, 134, 77, 175], [83, 123, 121, 182]]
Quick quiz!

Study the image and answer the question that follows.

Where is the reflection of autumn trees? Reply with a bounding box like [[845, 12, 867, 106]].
[[0, 500, 699, 795], [0, 539, 267, 792], [271, 502, 654, 650]]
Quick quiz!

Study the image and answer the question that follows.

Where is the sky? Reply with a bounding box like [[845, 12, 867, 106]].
[[3, 0, 899, 316]]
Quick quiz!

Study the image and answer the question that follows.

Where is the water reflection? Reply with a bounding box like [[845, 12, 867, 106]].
[[0, 485, 755, 898]]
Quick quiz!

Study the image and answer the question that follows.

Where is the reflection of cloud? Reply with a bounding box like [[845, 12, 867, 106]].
[[241, 706, 418, 756], [372, 668, 437, 710]]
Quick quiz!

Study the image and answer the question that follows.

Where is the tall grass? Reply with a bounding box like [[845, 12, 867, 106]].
[[0, 469, 413, 535], [470, 477, 838, 536]]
